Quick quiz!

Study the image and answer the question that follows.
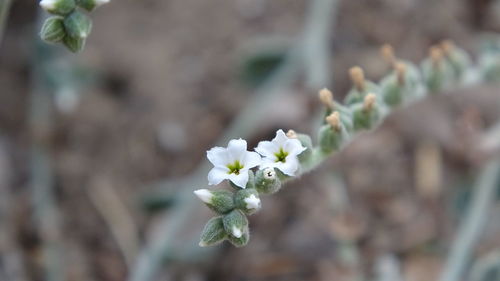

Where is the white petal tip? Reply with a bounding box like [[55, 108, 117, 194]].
[[198, 241, 208, 247], [193, 189, 213, 204], [244, 194, 261, 210], [263, 168, 276, 180], [232, 226, 242, 238]]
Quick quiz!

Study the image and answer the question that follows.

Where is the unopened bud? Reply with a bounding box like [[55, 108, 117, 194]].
[[199, 216, 226, 247], [380, 44, 396, 65], [286, 129, 297, 139], [440, 39, 454, 56], [254, 168, 281, 194], [63, 35, 86, 53], [39, 0, 76, 15], [326, 111, 341, 132], [76, 0, 109, 11], [363, 93, 376, 112], [430, 46, 443, 69], [318, 88, 334, 109], [193, 189, 234, 214], [349, 66, 366, 91], [64, 11, 92, 39], [395, 62, 407, 86], [40, 16, 66, 43], [234, 188, 261, 215], [223, 210, 249, 247]]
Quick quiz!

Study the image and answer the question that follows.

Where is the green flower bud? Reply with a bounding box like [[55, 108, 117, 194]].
[[223, 210, 249, 247], [319, 111, 348, 153], [76, 0, 109, 12], [441, 40, 471, 81], [40, 16, 66, 44], [254, 168, 281, 194], [193, 189, 234, 214], [64, 11, 92, 39], [63, 35, 86, 53], [234, 188, 261, 215], [351, 93, 381, 131], [479, 53, 500, 83], [39, 0, 76, 16], [199, 216, 226, 247], [421, 46, 454, 93], [227, 228, 249, 248], [344, 66, 380, 105]]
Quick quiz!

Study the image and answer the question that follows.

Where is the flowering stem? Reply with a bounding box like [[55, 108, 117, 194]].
[[438, 158, 500, 281], [0, 0, 12, 46]]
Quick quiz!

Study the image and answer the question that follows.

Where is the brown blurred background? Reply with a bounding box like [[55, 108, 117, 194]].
[[1, 0, 500, 280]]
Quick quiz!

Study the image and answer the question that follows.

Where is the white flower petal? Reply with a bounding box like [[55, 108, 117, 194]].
[[255, 141, 279, 159], [242, 151, 262, 169], [193, 189, 213, 203], [228, 171, 249, 189], [272, 129, 289, 146], [227, 139, 248, 162], [207, 147, 229, 167], [232, 226, 242, 238], [259, 158, 279, 170], [208, 167, 229, 186], [276, 157, 300, 176], [284, 139, 306, 156], [244, 194, 261, 210]]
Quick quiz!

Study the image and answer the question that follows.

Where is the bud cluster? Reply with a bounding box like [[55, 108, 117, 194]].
[[195, 39, 500, 248], [39, 0, 109, 52]]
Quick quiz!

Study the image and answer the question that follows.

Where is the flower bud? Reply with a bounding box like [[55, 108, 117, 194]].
[[40, 16, 66, 43], [441, 40, 471, 81], [287, 130, 313, 163], [222, 210, 249, 243], [64, 11, 92, 39], [76, 0, 109, 11], [63, 35, 86, 53], [39, 0, 76, 16], [344, 66, 380, 105], [234, 188, 261, 215], [194, 189, 234, 214], [319, 112, 348, 153], [227, 227, 249, 247], [421, 46, 453, 93], [351, 93, 380, 131], [254, 168, 281, 194], [199, 216, 226, 247]]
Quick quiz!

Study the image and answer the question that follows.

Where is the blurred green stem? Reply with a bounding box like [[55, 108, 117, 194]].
[[0, 0, 12, 47], [29, 13, 66, 281], [439, 158, 500, 281]]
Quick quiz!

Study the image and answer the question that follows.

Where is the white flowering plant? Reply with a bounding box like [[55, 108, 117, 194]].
[[194, 39, 500, 248]]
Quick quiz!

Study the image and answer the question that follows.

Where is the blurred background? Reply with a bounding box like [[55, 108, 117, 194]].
[[2, 0, 500, 280]]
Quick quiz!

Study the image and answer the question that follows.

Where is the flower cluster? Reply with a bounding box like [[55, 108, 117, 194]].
[[39, 0, 110, 52], [195, 39, 500, 248], [195, 130, 306, 247]]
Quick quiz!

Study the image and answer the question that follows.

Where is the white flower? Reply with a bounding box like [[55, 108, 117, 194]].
[[255, 129, 306, 176], [39, 0, 57, 10], [243, 194, 261, 210], [193, 189, 213, 204], [207, 139, 261, 189]]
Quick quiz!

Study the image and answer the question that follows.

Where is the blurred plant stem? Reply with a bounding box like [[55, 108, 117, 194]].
[[0, 0, 12, 46], [29, 12, 66, 281], [439, 158, 500, 281], [129, 0, 339, 280]]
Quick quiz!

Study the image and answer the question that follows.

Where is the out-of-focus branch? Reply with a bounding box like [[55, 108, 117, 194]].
[[0, 0, 12, 46], [438, 158, 500, 281], [129, 0, 339, 280]]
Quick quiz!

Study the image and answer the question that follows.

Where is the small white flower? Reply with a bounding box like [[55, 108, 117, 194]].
[[39, 0, 57, 10], [255, 129, 306, 176], [193, 189, 213, 204], [244, 194, 261, 210], [231, 226, 242, 238], [207, 139, 261, 189]]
